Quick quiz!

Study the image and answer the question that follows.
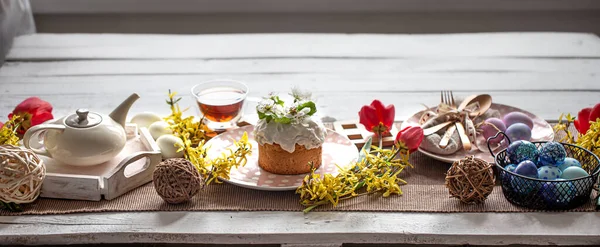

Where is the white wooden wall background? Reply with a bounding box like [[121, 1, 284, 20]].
[[0, 32, 600, 245], [2, 33, 600, 123]]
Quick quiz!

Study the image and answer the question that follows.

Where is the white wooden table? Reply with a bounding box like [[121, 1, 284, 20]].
[[1, 33, 600, 246]]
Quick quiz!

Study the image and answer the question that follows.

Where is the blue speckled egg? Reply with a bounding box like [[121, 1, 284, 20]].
[[540, 181, 575, 206], [557, 157, 582, 171], [504, 164, 517, 172], [561, 166, 589, 179], [538, 141, 567, 166], [510, 176, 537, 195], [537, 166, 562, 180], [515, 160, 538, 178], [507, 140, 540, 165], [505, 123, 532, 142]]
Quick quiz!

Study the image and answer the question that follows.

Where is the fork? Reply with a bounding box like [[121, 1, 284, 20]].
[[439, 91, 472, 150], [438, 91, 457, 148], [441, 90, 455, 108]]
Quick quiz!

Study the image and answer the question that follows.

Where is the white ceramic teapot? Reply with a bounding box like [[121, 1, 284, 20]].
[[23, 93, 140, 166]]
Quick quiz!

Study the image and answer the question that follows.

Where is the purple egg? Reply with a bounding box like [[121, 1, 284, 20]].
[[506, 123, 532, 142], [503, 112, 534, 129], [515, 160, 538, 178], [482, 118, 507, 145]]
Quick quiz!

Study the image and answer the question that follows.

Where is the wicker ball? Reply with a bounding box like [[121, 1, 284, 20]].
[[0, 145, 46, 204], [445, 156, 495, 204], [153, 158, 204, 204]]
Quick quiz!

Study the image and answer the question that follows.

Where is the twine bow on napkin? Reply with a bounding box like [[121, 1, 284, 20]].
[[420, 95, 491, 151]]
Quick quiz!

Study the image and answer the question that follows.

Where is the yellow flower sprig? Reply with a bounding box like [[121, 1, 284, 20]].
[[576, 121, 600, 170], [554, 113, 578, 144], [0, 114, 24, 146], [165, 90, 216, 146], [203, 133, 252, 185], [165, 90, 252, 185], [296, 141, 412, 213], [554, 113, 600, 170]]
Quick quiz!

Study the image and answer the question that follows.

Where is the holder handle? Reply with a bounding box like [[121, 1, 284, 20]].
[[102, 150, 161, 200], [487, 131, 511, 159], [23, 124, 66, 157]]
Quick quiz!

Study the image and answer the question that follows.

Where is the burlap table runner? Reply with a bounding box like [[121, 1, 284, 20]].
[[1, 123, 596, 215]]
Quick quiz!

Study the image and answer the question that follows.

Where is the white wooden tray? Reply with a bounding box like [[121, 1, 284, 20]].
[[38, 124, 161, 201]]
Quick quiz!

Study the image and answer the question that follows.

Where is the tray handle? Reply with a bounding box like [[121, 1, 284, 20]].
[[102, 150, 161, 200], [487, 131, 511, 159]]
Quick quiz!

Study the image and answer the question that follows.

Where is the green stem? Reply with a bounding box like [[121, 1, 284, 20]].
[[378, 131, 383, 151]]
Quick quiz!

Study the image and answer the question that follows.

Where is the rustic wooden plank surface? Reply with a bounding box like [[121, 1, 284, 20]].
[[6, 33, 600, 60], [1, 33, 600, 246], [1, 211, 600, 246], [4, 58, 600, 75]]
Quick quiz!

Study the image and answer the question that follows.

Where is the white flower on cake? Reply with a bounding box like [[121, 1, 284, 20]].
[[256, 90, 316, 125], [291, 86, 312, 102]]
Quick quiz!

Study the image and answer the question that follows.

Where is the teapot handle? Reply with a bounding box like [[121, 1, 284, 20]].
[[23, 124, 66, 157]]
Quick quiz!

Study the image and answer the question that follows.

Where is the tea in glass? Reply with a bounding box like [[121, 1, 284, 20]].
[[192, 80, 248, 130]]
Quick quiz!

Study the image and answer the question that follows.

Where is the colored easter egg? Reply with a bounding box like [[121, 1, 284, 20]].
[[149, 121, 173, 140], [557, 157, 582, 171], [538, 141, 567, 166], [503, 112, 534, 129], [561, 166, 589, 179], [510, 176, 537, 195], [515, 160, 538, 178], [504, 164, 517, 172], [540, 181, 575, 206], [501, 172, 513, 185], [482, 118, 507, 145], [156, 134, 185, 159], [537, 165, 562, 180], [507, 140, 539, 164], [131, 112, 162, 129], [505, 123, 532, 142]]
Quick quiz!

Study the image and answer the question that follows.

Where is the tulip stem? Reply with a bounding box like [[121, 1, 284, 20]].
[[377, 130, 383, 156]]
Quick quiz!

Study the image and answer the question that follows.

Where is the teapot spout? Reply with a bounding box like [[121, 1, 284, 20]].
[[109, 93, 140, 128]]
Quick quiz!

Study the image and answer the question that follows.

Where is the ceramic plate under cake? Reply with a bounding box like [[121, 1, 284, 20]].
[[205, 125, 358, 191], [400, 103, 554, 163]]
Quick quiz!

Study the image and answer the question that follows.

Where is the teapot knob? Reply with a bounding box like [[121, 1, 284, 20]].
[[76, 109, 89, 122]]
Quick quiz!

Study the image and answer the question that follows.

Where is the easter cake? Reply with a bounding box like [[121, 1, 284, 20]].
[[253, 89, 327, 175]]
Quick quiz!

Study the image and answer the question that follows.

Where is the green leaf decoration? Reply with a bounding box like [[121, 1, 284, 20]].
[[274, 117, 291, 124], [272, 96, 285, 105], [358, 137, 372, 163], [0, 201, 23, 212], [258, 111, 267, 119], [297, 101, 317, 116]]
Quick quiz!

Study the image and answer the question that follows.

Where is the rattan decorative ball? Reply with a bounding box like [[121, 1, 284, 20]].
[[153, 158, 204, 204], [0, 145, 46, 204], [445, 156, 495, 204]]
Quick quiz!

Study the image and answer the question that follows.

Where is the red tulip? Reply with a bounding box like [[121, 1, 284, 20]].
[[574, 103, 600, 134], [8, 97, 54, 134], [395, 126, 424, 152], [359, 100, 395, 135]]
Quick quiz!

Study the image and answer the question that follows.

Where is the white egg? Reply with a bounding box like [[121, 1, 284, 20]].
[[156, 134, 184, 159], [148, 121, 172, 140], [130, 112, 162, 129]]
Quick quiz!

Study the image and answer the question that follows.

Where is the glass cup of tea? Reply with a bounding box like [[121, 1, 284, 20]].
[[191, 79, 248, 131]]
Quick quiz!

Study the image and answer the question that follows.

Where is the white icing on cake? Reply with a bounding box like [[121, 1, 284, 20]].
[[253, 117, 327, 153]]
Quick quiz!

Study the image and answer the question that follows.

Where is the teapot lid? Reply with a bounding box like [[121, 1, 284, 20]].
[[65, 109, 102, 128]]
